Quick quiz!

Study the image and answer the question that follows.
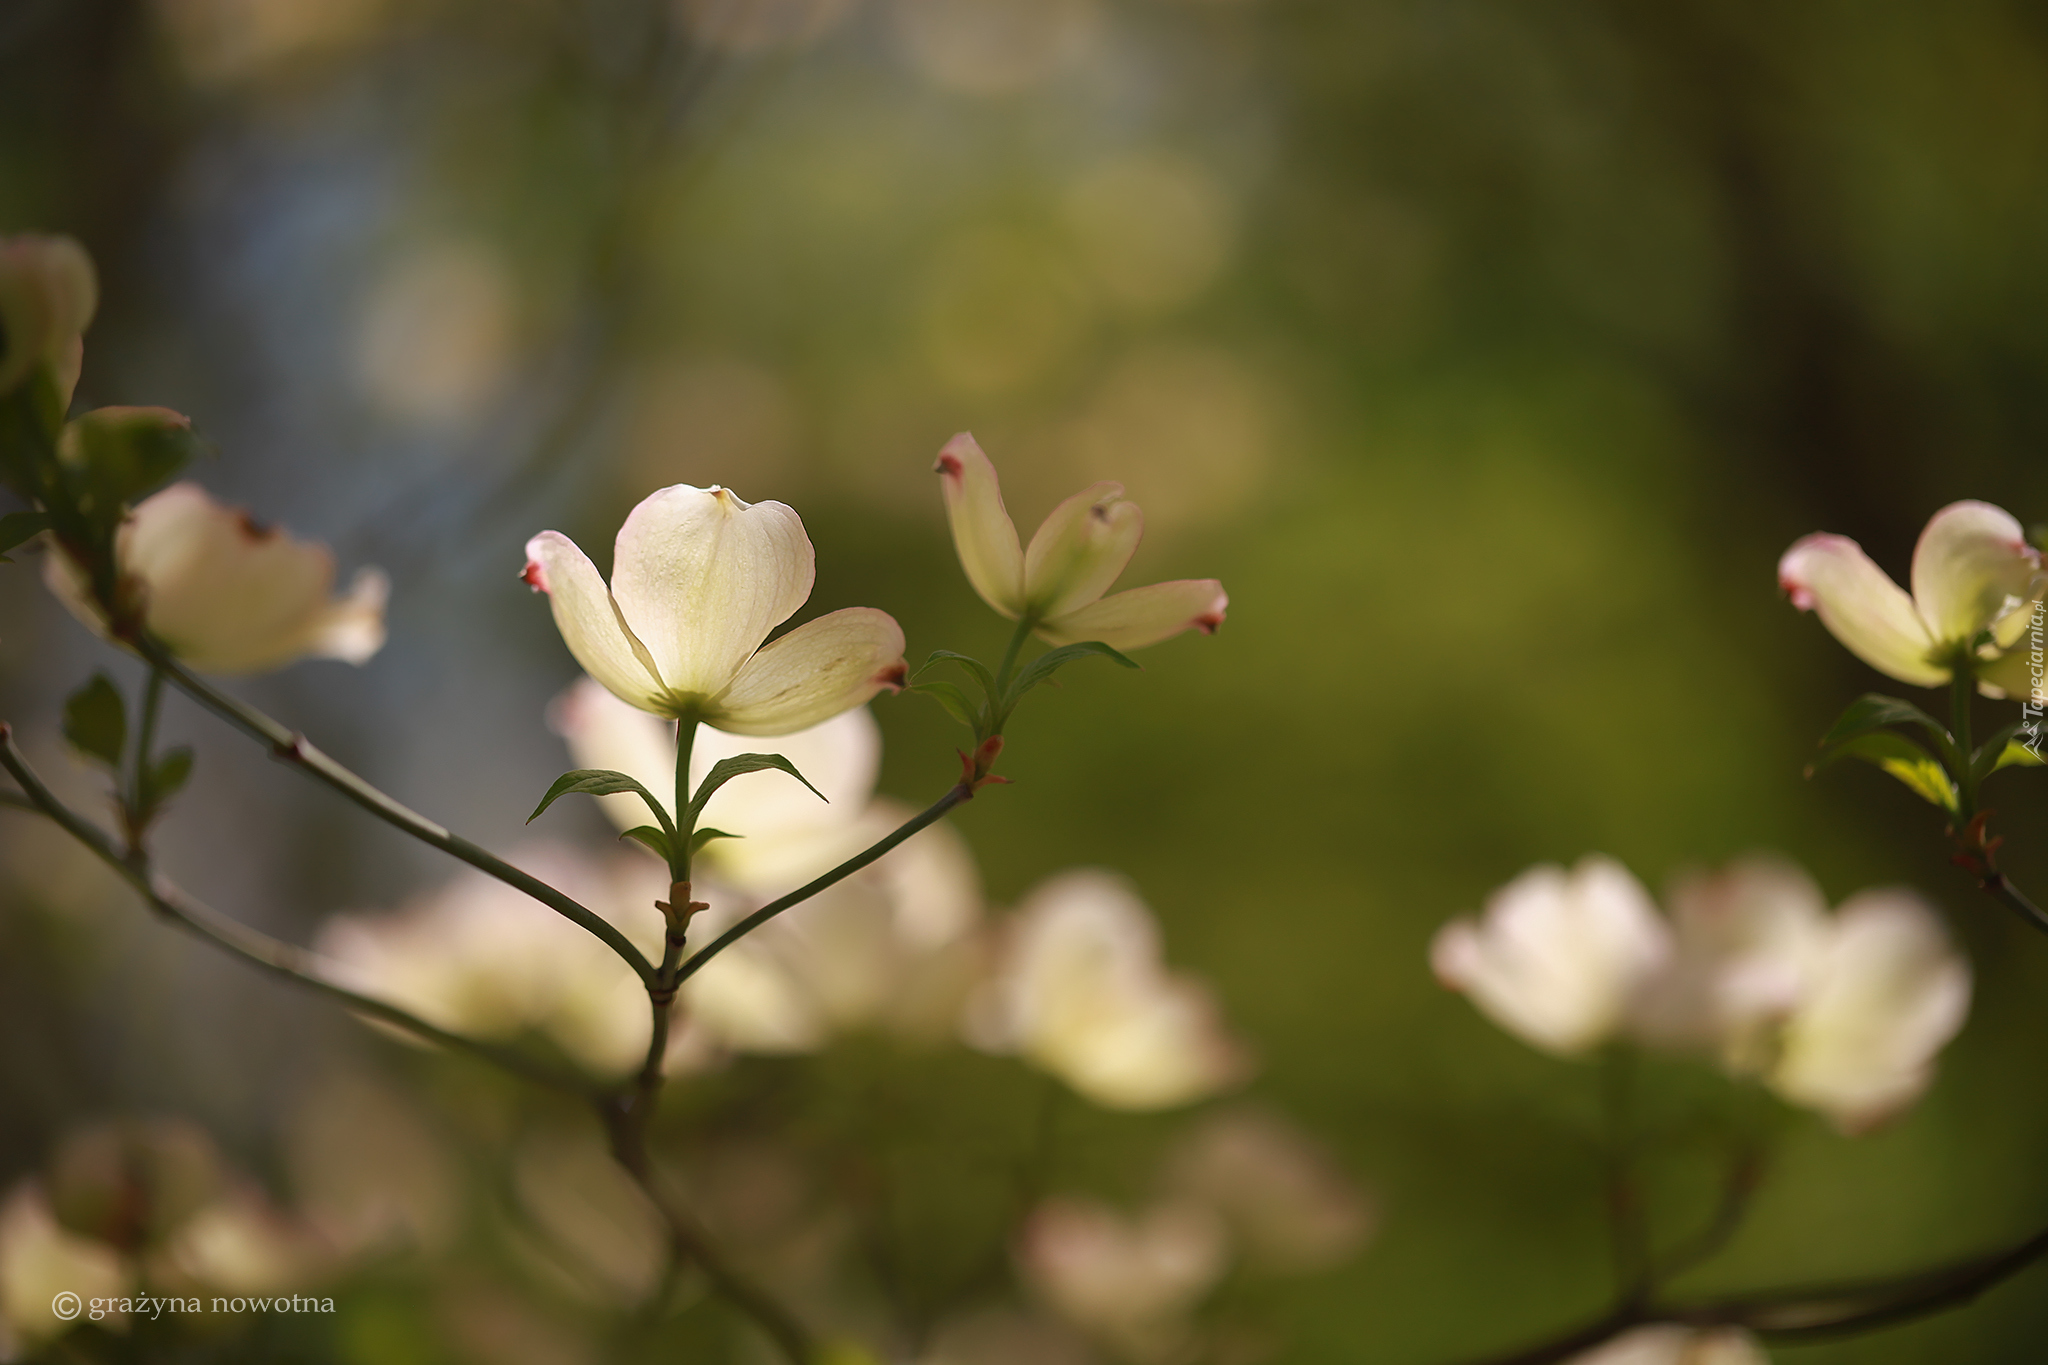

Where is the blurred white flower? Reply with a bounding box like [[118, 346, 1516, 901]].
[[0, 1182, 128, 1349], [524, 484, 905, 734], [934, 433, 1228, 650], [1432, 856, 1670, 1056], [1767, 889, 1971, 1133], [1565, 1324, 1768, 1365], [355, 239, 517, 425], [286, 1070, 459, 1259], [1628, 857, 1832, 1071], [316, 845, 672, 1077], [1780, 500, 2043, 690], [0, 234, 95, 405], [1164, 1107, 1371, 1273], [45, 477, 388, 674], [159, 1186, 333, 1296], [1017, 1197, 1226, 1363], [967, 871, 1250, 1110]]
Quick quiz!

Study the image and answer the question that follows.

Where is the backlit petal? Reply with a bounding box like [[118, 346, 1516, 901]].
[[709, 607, 907, 737], [1909, 500, 2042, 648], [608, 485, 813, 700], [1038, 578, 1228, 651], [1779, 533, 1943, 687], [524, 530, 668, 712], [934, 432, 1025, 615], [1023, 481, 1144, 619]]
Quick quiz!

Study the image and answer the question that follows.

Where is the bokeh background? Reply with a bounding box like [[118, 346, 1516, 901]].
[[5, 0, 2048, 1360]]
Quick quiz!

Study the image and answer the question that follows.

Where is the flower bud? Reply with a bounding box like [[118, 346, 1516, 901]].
[[0, 234, 96, 408]]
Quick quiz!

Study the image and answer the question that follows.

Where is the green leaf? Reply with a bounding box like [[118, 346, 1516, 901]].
[[920, 650, 998, 700], [688, 754, 824, 822], [529, 768, 675, 835], [140, 746, 194, 811], [908, 679, 979, 728], [1992, 738, 2047, 774], [62, 674, 126, 769], [619, 825, 674, 861], [1004, 640, 1140, 705], [59, 408, 199, 525], [1810, 731, 1958, 813], [0, 509, 48, 562], [1818, 693, 1952, 750], [689, 828, 741, 855]]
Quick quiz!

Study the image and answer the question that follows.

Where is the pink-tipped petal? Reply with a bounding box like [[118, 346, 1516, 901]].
[[608, 484, 815, 701], [710, 606, 908, 737], [934, 432, 1025, 616], [1909, 500, 2043, 648], [524, 530, 669, 712], [1038, 579, 1228, 651], [1023, 481, 1145, 620], [1779, 533, 1944, 687]]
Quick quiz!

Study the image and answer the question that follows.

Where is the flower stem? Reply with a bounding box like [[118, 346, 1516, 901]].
[[133, 637, 656, 984], [128, 665, 164, 818], [994, 615, 1036, 696], [0, 725, 592, 1096], [1951, 663, 1978, 819], [673, 779, 973, 987]]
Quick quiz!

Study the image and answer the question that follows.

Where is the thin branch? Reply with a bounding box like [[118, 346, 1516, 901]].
[[1653, 1148, 1762, 1283], [673, 781, 973, 986], [0, 725, 594, 1097], [1445, 1215, 2048, 1365], [1981, 871, 2048, 937], [132, 637, 655, 983]]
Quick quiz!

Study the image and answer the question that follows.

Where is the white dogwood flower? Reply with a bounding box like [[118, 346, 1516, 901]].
[[934, 432, 1228, 650], [0, 234, 96, 405], [1016, 1197, 1227, 1363], [1779, 500, 2043, 689], [966, 871, 1249, 1109], [524, 484, 905, 734], [46, 478, 387, 674], [1432, 856, 1670, 1056], [1564, 1324, 1768, 1365]]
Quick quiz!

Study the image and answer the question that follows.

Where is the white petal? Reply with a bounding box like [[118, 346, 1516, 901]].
[[1564, 1325, 1767, 1365], [549, 676, 679, 831], [608, 485, 814, 700], [0, 1183, 129, 1347], [1038, 578, 1228, 651], [708, 606, 907, 737], [934, 432, 1025, 616], [1909, 500, 2043, 648], [1022, 481, 1144, 619], [85, 482, 388, 674], [524, 530, 669, 713], [1768, 890, 1971, 1133], [0, 234, 97, 402], [1630, 855, 1829, 1067], [1433, 856, 1670, 1056], [1779, 533, 1945, 687]]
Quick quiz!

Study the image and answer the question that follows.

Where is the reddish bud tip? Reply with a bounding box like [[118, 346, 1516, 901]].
[[875, 662, 909, 693], [521, 559, 550, 593], [1779, 575, 1816, 611], [1193, 611, 1224, 635], [934, 453, 962, 478], [235, 511, 278, 543]]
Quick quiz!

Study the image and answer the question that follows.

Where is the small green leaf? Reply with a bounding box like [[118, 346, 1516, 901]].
[[1004, 640, 1139, 705], [908, 680, 979, 728], [62, 674, 126, 769], [141, 746, 195, 811], [1992, 739, 2046, 773], [689, 828, 741, 854], [619, 825, 674, 861], [0, 509, 48, 562], [920, 650, 998, 700], [1810, 731, 1958, 812], [1818, 693, 1952, 750], [529, 767, 675, 835], [688, 754, 825, 822]]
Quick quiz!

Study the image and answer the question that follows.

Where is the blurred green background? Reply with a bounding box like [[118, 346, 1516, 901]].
[[4, 0, 2048, 1360]]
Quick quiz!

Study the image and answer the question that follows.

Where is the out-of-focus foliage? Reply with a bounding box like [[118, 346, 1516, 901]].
[[3, 0, 2048, 1360]]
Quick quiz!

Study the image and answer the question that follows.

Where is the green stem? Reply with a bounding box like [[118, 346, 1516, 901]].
[[994, 615, 1036, 696], [0, 726, 591, 1096], [672, 709, 699, 883], [129, 665, 164, 820], [1951, 663, 1977, 819], [133, 637, 655, 984], [675, 780, 973, 986]]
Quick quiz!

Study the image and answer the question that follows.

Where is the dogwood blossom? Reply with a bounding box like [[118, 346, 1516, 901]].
[[966, 871, 1250, 1109], [524, 484, 905, 734], [1016, 1197, 1227, 1363], [45, 478, 387, 674], [933, 432, 1227, 650], [1779, 500, 2043, 690], [1564, 1325, 1768, 1365], [0, 234, 96, 405], [1431, 856, 1670, 1056]]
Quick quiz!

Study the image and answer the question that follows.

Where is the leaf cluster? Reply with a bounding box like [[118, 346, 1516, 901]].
[[1807, 692, 2041, 815]]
